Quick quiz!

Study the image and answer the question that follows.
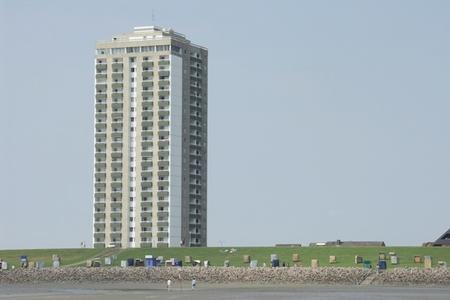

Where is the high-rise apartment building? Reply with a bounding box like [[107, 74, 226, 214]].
[[93, 26, 207, 248]]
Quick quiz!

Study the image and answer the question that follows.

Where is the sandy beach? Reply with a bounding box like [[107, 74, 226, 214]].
[[1, 282, 450, 300]]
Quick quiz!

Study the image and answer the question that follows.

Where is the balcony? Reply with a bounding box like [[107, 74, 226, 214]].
[[112, 61, 123, 68], [141, 139, 153, 148], [158, 90, 170, 97], [111, 81, 123, 89], [159, 59, 170, 65], [111, 171, 122, 179], [142, 60, 154, 67], [140, 232, 152, 238], [157, 169, 169, 177], [95, 101, 107, 109], [190, 72, 202, 79], [190, 210, 202, 216], [141, 149, 153, 157], [142, 138, 153, 146], [158, 119, 169, 127], [111, 132, 123, 139], [142, 108, 153, 117], [94, 232, 105, 239], [157, 220, 168, 227], [95, 123, 107, 131], [158, 98, 169, 106], [111, 180, 122, 188], [158, 110, 170, 119], [111, 111, 123, 119], [142, 80, 153, 88], [94, 202, 106, 210], [142, 90, 153, 98], [112, 90, 123, 98], [111, 162, 122, 169], [158, 80, 170, 86], [141, 199, 152, 206], [142, 70, 153, 77], [94, 151, 106, 159], [94, 212, 105, 218], [189, 220, 201, 226], [141, 181, 152, 188], [110, 191, 122, 198], [108, 242, 122, 248], [111, 139, 122, 147], [141, 159, 152, 167], [141, 191, 152, 198], [94, 162, 106, 170], [157, 231, 169, 238], [112, 72, 123, 80], [157, 140, 169, 147], [157, 159, 169, 168], [95, 82, 107, 89], [96, 73, 107, 80], [95, 171, 106, 178], [110, 232, 122, 239], [95, 111, 107, 119], [158, 199, 169, 206], [94, 222, 105, 228], [158, 70, 170, 77], [110, 211, 122, 217], [157, 211, 169, 218], [157, 190, 169, 197], [111, 202, 122, 209], [96, 62, 107, 71]]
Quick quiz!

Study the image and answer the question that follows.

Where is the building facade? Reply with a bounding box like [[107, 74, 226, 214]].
[[93, 26, 207, 248]]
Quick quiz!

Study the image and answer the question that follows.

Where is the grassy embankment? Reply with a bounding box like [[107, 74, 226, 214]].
[[0, 247, 448, 268]]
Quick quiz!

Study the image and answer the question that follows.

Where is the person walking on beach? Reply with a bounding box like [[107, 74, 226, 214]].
[[191, 278, 196, 290], [167, 279, 172, 291]]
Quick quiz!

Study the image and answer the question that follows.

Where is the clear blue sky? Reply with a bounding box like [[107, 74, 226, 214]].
[[0, 0, 449, 249]]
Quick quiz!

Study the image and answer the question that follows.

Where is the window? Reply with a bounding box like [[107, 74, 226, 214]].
[[130, 67, 135, 72], [111, 48, 125, 54], [129, 237, 134, 242], [96, 49, 107, 55], [126, 47, 140, 53], [141, 46, 155, 52], [171, 45, 181, 54]]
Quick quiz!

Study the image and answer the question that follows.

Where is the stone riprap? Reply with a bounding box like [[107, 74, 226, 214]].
[[374, 268, 450, 286], [0, 267, 448, 286]]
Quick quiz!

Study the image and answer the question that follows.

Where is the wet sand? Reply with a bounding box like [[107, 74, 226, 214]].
[[0, 282, 449, 300]]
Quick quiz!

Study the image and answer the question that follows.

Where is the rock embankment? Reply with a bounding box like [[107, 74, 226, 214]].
[[0, 267, 448, 286], [373, 268, 450, 286]]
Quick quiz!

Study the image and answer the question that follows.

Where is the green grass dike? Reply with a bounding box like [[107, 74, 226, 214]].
[[0, 246, 448, 268]]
